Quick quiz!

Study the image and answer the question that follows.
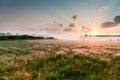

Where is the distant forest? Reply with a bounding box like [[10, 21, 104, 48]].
[[85, 35, 120, 37], [0, 35, 55, 40]]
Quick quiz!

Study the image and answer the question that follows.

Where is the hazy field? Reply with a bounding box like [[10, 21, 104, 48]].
[[0, 40, 120, 80]]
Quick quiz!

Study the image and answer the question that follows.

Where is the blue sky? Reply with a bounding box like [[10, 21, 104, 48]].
[[0, 0, 120, 39]]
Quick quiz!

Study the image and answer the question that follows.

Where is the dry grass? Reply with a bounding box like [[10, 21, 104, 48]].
[[0, 40, 120, 79]]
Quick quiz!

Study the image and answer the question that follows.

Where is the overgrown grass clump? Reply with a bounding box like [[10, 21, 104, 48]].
[[26, 54, 120, 80], [0, 48, 29, 55], [0, 53, 120, 80], [0, 41, 120, 80]]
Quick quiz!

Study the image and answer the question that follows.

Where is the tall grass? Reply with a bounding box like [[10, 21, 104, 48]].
[[0, 40, 120, 80]]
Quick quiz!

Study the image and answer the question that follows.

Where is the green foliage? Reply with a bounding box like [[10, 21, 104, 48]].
[[22, 54, 120, 80], [0, 41, 28, 49], [0, 60, 8, 77], [32, 71, 39, 79], [45, 72, 58, 80], [0, 43, 120, 80]]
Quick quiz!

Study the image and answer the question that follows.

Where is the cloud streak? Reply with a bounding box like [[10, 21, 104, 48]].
[[99, 5, 109, 12], [63, 28, 73, 32]]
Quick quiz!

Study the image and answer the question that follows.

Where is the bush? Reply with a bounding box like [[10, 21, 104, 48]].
[[45, 72, 58, 80]]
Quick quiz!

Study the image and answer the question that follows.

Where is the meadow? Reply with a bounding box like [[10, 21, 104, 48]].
[[0, 40, 120, 80]]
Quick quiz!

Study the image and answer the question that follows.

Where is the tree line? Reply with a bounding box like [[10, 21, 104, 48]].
[[0, 35, 54, 40]]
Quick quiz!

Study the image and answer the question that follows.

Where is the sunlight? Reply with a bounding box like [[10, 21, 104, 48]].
[[89, 31, 98, 35]]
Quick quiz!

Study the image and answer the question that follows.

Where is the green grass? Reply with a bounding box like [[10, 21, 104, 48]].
[[0, 53, 120, 80], [0, 41, 29, 49], [28, 54, 120, 80], [0, 41, 29, 55], [0, 41, 120, 80]]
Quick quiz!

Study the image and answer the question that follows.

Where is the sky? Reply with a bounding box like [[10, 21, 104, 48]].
[[0, 0, 120, 39]]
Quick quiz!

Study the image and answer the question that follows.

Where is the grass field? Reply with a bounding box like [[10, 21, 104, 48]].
[[0, 40, 120, 80], [0, 41, 29, 49]]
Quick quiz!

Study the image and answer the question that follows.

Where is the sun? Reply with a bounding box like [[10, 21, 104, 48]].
[[89, 31, 98, 35]]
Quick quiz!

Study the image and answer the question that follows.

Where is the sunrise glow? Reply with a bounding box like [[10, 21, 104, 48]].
[[0, 0, 120, 39], [89, 31, 98, 35]]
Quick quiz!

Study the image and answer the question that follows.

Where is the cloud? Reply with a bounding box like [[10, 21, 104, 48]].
[[63, 28, 73, 32], [39, 27, 61, 34], [46, 21, 64, 28], [99, 5, 109, 12], [114, 16, 120, 24], [59, 23, 63, 27], [101, 16, 120, 28], [101, 22, 116, 28], [69, 23, 76, 27], [46, 21, 58, 27], [81, 26, 92, 32], [72, 14, 79, 21], [82, 26, 86, 29]]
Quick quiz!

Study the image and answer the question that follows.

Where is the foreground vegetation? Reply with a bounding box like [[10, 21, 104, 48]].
[[0, 40, 120, 80]]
